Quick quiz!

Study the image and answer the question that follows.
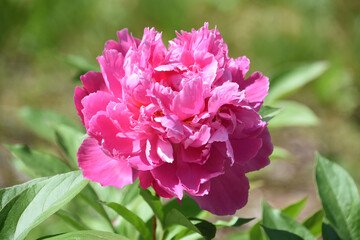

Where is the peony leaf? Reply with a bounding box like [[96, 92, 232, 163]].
[[18, 107, 81, 142], [302, 209, 324, 237], [282, 197, 307, 218], [6, 144, 71, 177], [139, 188, 164, 224], [315, 153, 360, 240], [262, 226, 303, 240], [249, 221, 264, 240], [258, 105, 283, 122], [54, 124, 86, 168], [164, 208, 214, 240], [322, 222, 341, 240], [215, 217, 254, 228], [262, 201, 316, 240], [38, 230, 129, 240], [270, 146, 291, 160], [0, 171, 88, 240], [163, 195, 202, 218], [266, 61, 329, 103], [104, 202, 152, 240], [267, 100, 318, 128], [55, 210, 89, 230]]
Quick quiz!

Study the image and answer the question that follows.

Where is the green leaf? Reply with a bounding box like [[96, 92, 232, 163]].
[[270, 146, 291, 160], [63, 55, 99, 72], [315, 153, 360, 240], [55, 210, 89, 230], [6, 144, 71, 177], [190, 218, 216, 240], [54, 124, 85, 168], [104, 202, 152, 240], [164, 208, 216, 239], [302, 210, 324, 237], [249, 221, 264, 240], [282, 197, 307, 218], [266, 61, 329, 103], [262, 201, 316, 240], [39, 230, 129, 240], [0, 177, 45, 212], [163, 196, 202, 218], [259, 105, 283, 122], [139, 188, 164, 223], [0, 171, 88, 240], [322, 222, 341, 240], [215, 217, 254, 228], [268, 101, 318, 128], [18, 107, 81, 142], [262, 226, 303, 240]]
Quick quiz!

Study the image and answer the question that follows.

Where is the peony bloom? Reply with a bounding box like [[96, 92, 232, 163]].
[[74, 23, 272, 215]]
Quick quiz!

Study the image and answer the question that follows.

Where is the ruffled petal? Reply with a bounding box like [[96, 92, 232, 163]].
[[244, 128, 273, 172], [190, 163, 249, 216], [78, 137, 137, 188], [239, 72, 269, 111]]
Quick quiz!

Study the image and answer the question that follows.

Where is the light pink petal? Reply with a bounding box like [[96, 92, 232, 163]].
[[88, 112, 139, 157], [244, 128, 272, 172], [160, 114, 184, 142], [97, 50, 124, 98], [184, 125, 211, 149], [171, 78, 205, 120], [226, 56, 250, 82], [117, 28, 139, 55], [208, 81, 244, 114], [239, 72, 269, 111], [209, 126, 228, 143], [104, 40, 121, 51], [81, 91, 116, 129], [190, 164, 249, 216], [78, 137, 137, 189], [157, 137, 174, 163]]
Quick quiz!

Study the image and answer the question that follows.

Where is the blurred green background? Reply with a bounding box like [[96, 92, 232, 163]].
[[0, 0, 359, 238]]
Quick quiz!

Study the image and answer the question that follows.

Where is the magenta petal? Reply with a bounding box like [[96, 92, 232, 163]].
[[172, 78, 204, 120], [239, 72, 269, 111], [117, 28, 139, 55], [80, 71, 107, 93], [230, 137, 262, 164], [81, 91, 116, 129], [97, 50, 124, 98], [244, 128, 272, 172], [74, 86, 87, 123], [190, 164, 249, 216], [151, 163, 184, 199], [78, 138, 137, 188]]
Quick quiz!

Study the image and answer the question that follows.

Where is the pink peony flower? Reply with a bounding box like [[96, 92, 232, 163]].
[[75, 23, 273, 215]]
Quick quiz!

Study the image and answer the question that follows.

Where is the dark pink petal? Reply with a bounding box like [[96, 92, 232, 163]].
[[80, 71, 107, 93], [151, 163, 184, 199], [176, 143, 224, 194], [239, 72, 269, 111], [190, 164, 249, 216], [244, 128, 272, 172], [230, 137, 262, 165], [74, 86, 87, 123], [78, 137, 137, 188]]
